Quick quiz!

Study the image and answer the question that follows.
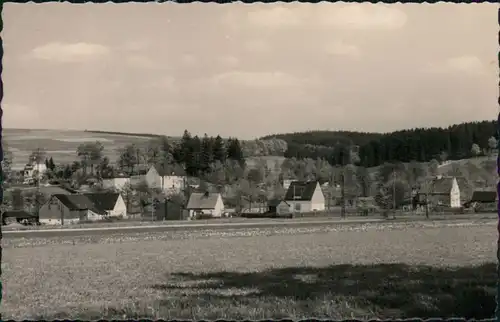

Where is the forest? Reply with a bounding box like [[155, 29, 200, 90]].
[[263, 120, 498, 167]]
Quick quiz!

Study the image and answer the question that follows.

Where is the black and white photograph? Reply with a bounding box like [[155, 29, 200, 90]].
[[1, 2, 498, 320]]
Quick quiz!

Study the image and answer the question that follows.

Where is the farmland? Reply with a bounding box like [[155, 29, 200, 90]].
[[2, 220, 497, 320], [3, 128, 287, 171], [4, 128, 154, 170]]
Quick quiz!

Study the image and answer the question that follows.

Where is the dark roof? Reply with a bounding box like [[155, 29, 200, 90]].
[[2, 210, 37, 219], [84, 193, 120, 211], [284, 181, 318, 201], [102, 173, 130, 179], [152, 165, 173, 177], [470, 191, 497, 203], [428, 177, 458, 194], [52, 194, 106, 215], [186, 192, 220, 209]]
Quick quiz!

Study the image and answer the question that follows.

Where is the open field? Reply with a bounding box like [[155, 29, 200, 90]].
[[4, 128, 154, 170], [2, 220, 497, 320]]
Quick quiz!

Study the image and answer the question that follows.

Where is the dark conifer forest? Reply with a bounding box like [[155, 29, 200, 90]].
[[262, 120, 497, 167]]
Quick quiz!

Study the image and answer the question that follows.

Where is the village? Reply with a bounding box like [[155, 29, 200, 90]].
[[2, 143, 497, 227]]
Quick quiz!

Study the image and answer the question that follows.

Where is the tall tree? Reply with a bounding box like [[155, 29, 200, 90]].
[[48, 157, 56, 171], [488, 136, 497, 158], [212, 135, 226, 163], [200, 134, 214, 173], [11, 189, 24, 210], [2, 141, 13, 183], [355, 166, 372, 197], [227, 138, 245, 167], [118, 144, 140, 175]]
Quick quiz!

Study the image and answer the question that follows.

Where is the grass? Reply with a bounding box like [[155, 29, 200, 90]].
[[1, 211, 496, 232], [2, 221, 497, 320], [5, 128, 152, 170]]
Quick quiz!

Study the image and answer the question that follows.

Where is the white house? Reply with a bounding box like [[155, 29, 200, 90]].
[[38, 194, 107, 225], [186, 192, 225, 218], [145, 165, 185, 194], [102, 173, 131, 191], [37, 192, 127, 225], [280, 181, 326, 214], [84, 192, 128, 218], [428, 176, 462, 208], [23, 162, 47, 181]]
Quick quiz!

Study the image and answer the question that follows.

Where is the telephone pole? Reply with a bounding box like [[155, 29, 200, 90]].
[[35, 148, 41, 222]]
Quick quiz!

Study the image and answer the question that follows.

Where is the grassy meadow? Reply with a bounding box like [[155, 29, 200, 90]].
[[4, 128, 153, 170], [2, 220, 497, 320]]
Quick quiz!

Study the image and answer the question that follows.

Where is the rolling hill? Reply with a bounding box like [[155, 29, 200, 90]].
[[4, 129, 153, 170]]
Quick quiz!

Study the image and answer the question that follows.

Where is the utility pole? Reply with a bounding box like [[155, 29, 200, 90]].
[[151, 195, 155, 222], [34, 148, 42, 224], [392, 170, 396, 211], [340, 169, 346, 219]]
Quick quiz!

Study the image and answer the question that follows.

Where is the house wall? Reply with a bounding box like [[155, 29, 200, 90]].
[[23, 163, 48, 179], [277, 201, 291, 215], [450, 178, 461, 208], [39, 197, 103, 225], [188, 194, 225, 218], [110, 195, 128, 218], [213, 194, 225, 217], [145, 167, 162, 190], [161, 176, 185, 194], [102, 178, 130, 191], [310, 183, 326, 211]]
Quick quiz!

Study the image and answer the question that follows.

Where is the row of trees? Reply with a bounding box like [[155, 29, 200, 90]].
[[268, 120, 498, 167]]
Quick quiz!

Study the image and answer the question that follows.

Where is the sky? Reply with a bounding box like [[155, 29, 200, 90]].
[[2, 3, 498, 139]]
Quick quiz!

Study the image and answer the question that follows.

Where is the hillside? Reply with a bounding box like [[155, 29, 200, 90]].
[[262, 120, 497, 167], [3, 128, 288, 171]]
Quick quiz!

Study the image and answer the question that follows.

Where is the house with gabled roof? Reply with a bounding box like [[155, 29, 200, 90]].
[[464, 190, 497, 211], [38, 194, 107, 225], [145, 165, 186, 194], [84, 192, 127, 218], [38, 191, 127, 225], [426, 175, 462, 208], [186, 191, 225, 218], [280, 181, 325, 214]]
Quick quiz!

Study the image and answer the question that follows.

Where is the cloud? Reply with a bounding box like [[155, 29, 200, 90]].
[[244, 39, 271, 53], [148, 76, 178, 91], [424, 55, 486, 76], [211, 71, 305, 89], [181, 54, 197, 66], [2, 103, 41, 126], [224, 4, 407, 30], [446, 56, 485, 75], [126, 54, 156, 69], [217, 55, 239, 67], [325, 41, 361, 58], [31, 42, 110, 63], [122, 40, 149, 52]]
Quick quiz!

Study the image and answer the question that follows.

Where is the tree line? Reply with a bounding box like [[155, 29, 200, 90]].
[[265, 120, 498, 167]]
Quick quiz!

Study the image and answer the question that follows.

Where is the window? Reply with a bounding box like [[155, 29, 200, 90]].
[[295, 203, 301, 211]]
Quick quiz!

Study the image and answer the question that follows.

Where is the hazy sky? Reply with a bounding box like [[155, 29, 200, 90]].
[[3, 3, 497, 139]]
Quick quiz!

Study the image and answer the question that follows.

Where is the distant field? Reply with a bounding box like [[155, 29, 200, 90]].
[[4, 128, 287, 171], [4, 128, 155, 170]]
